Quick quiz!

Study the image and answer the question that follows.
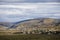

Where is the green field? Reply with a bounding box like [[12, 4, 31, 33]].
[[0, 34, 60, 40]]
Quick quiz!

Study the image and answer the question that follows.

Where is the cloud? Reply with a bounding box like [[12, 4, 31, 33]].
[[0, 3, 60, 14], [0, 0, 60, 5], [0, 3, 60, 22], [0, 0, 23, 2], [0, 0, 60, 2]]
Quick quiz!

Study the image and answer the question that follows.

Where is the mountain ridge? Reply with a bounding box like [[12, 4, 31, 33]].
[[0, 18, 60, 28], [0, 18, 60, 34]]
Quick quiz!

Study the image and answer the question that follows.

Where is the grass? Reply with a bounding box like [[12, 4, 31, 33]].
[[0, 34, 60, 40]]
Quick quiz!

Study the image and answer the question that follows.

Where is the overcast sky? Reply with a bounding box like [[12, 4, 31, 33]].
[[0, 0, 60, 22], [0, 0, 60, 3]]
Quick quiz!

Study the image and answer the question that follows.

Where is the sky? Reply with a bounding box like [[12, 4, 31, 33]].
[[0, 0, 60, 3], [0, 0, 60, 22]]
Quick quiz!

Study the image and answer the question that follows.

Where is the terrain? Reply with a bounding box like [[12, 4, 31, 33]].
[[11, 18, 60, 34], [0, 34, 60, 40], [0, 18, 60, 40], [0, 18, 60, 34]]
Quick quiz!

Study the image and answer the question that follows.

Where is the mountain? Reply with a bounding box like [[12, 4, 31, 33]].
[[0, 22, 15, 28], [0, 18, 60, 34], [12, 18, 60, 28], [9, 18, 60, 34]]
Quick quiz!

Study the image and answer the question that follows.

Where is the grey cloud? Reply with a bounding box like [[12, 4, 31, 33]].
[[0, 4, 60, 22], [0, 0, 60, 3]]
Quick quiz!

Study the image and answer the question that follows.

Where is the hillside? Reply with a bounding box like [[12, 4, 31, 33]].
[[13, 18, 60, 34], [0, 18, 60, 34]]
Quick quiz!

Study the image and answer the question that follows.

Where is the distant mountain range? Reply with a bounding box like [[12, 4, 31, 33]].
[[0, 18, 60, 34], [0, 18, 60, 28], [0, 22, 15, 27]]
